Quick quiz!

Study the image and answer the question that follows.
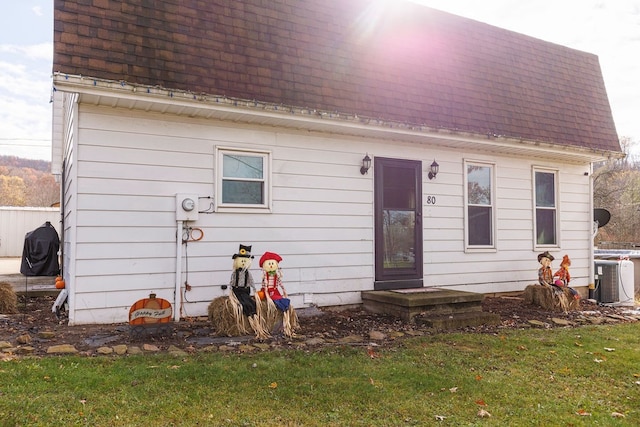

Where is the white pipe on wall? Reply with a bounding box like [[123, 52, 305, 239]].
[[174, 219, 183, 322]]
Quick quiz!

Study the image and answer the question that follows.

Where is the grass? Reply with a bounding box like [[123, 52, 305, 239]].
[[1, 323, 639, 426]]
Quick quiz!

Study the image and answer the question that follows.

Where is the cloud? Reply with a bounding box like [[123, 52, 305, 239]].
[[32, 6, 43, 17], [0, 42, 52, 61]]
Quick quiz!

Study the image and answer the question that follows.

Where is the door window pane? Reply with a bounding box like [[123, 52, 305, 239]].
[[383, 210, 416, 269]]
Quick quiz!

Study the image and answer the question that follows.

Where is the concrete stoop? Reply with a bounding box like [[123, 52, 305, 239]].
[[361, 288, 500, 330]]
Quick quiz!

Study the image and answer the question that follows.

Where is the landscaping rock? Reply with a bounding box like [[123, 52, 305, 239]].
[[97, 346, 114, 355], [338, 335, 364, 344], [142, 344, 160, 352], [47, 344, 78, 354], [113, 344, 127, 355], [528, 320, 548, 328], [127, 346, 143, 355], [16, 334, 31, 344], [16, 346, 35, 354], [551, 318, 572, 326], [167, 345, 187, 356], [37, 331, 56, 340]]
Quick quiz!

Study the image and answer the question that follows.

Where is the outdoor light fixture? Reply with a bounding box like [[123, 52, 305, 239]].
[[360, 154, 372, 175], [428, 160, 439, 180]]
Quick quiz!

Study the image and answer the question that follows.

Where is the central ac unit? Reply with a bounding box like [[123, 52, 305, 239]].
[[593, 260, 635, 306]]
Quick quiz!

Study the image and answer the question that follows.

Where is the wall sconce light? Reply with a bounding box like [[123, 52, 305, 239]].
[[360, 154, 372, 175], [428, 160, 439, 180]]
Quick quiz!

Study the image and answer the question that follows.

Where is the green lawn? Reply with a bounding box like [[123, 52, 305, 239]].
[[1, 323, 639, 426]]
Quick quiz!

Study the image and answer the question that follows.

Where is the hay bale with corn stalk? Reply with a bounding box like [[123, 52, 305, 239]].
[[523, 284, 579, 313], [0, 282, 18, 314]]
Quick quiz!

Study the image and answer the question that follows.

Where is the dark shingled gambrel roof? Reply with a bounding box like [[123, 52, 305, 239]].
[[53, 0, 620, 153]]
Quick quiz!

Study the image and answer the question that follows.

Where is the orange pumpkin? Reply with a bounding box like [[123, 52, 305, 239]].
[[129, 293, 172, 325], [55, 276, 65, 289]]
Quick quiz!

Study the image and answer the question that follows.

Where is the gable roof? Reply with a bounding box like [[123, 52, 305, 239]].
[[53, 0, 620, 153]]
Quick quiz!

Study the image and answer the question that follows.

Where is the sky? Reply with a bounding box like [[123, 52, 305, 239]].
[[0, 1, 638, 161]]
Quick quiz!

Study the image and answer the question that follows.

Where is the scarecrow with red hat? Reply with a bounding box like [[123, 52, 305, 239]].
[[258, 251, 298, 337], [553, 254, 580, 300], [227, 244, 268, 338]]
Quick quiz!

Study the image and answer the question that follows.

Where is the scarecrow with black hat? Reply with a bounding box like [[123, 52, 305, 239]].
[[228, 244, 268, 338], [537, 251, 555, 287], [258, 251, 299, 337]]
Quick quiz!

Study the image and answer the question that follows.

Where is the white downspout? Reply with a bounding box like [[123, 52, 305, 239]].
[[589, 163, 595, 289], [174, 220, 183, 322]]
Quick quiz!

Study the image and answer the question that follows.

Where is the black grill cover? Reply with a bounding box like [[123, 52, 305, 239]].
[[20, 221, 60, 277]]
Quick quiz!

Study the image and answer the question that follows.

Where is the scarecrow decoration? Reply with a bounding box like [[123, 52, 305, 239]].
[[226, 244, 268, 339], [553, 254, 580, 300], [537, 251, 555, 287], [525, 251, 579, 312], [258, 251, 299, 338]]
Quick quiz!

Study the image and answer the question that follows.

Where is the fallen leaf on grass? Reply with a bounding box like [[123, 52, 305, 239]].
[[574, 342, 583, 347], [79, 399, 86, 406], [475, 375, 483, 381], [168, 365, 180, 370], [367, 347, 378, 359], [611, 412, 625, 418], [475, 399, 486, 406], [449, 387, 458, 393], [269, 382, 278, 389], [576, 409, 591, 416], [594, 358, 603, 363], [604, 347, 615, 352], [477, 409, 491, 418], [434, 415, 446, 421]]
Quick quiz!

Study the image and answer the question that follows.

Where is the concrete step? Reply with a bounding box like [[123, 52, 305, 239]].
[[362, 288, 489, 323], [0, 274, 58, 296]]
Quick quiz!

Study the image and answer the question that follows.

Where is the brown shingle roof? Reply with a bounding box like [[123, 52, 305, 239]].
[[53, 0, 620, 152]]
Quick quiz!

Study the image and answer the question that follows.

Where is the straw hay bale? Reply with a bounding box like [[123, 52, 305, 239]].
[[523, 284, 579, 312], [0, 282, 18, 314], [208, 296, 299, 337]]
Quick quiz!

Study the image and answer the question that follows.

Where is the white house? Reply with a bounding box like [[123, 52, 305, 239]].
[[51, 0, 622, 325]]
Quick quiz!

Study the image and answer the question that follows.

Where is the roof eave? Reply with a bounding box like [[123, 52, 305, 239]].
[[52, 73, 623, 164]]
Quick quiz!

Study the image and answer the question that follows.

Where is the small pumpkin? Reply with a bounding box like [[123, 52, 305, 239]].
[[55, 276, 65, 289]]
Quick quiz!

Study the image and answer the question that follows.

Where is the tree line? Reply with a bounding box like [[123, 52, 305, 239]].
[[593, 137, 640, 247], [0, 155, 60, 207]]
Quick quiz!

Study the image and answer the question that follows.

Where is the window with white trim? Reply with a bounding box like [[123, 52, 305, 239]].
[[216, 148, 270, 210], [534, 168, 557, 246], [464, 160, 495, 249]]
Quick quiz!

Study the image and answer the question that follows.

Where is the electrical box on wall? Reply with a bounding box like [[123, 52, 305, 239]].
[[176, 194, 199, 221]]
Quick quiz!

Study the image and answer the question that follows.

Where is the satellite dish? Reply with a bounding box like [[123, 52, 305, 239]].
[[594, 208, 611, 228]]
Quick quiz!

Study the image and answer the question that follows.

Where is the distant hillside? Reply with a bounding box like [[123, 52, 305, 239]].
[[0, 155, 51, 173], [0, 155, 59, 207]]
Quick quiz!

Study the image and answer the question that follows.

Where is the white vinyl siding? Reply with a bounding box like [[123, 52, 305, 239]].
[[57, 100, 595, 325]]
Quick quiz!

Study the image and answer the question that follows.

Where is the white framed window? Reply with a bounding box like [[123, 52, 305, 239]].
[[464, 160, 496, 250], [215, 147, 271, 211], [533, 167, 558, 247]]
